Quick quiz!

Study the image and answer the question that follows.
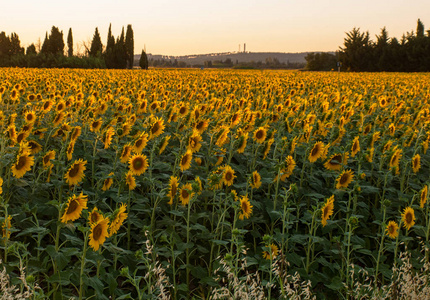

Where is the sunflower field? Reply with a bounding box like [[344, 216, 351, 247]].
[[1, 68, 430, 299]]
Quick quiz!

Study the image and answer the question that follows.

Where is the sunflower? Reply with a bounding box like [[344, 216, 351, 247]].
[[263, 138, 274, 159], [43, 150, 56, 169], [42, 99, 53, 112], [120, 144, 133, 163], [5, 124, 17, 144], [335, 169, 354, 189], [195, 176, 203, 195], [159, 135, 171, 154], [179, 183, 194, 205], [216, 126, 230, 147], [167, 176, 179, 205], [28, 140, 42, 155], [71, 126, 82, 142], [66, 141, 75, 161], [150, 117, 165, 139], [16, 130, 30, 144], [389, 148, 402, 170], [109, 203, 127, 236], [309, 141, 325, 163], [222, 165, 236, 187], [253, 127, 267, 144], [24, 111, 36, 124], [89, 216, 109, 251], [89, 118, 102, 133], [11, 152, 34, 178], [53, 112, 65, 126], [188, 131, 202, 153], [125, 172, 136, 190], [385, 221, 399, 239], [2, 216, 12, 239], [350, 136, 360, 158], [102, 172, 114, 191], [180, 150, 193, 172], [262, 243, 279, 260], [420, 185, 428, 209], [237, 132, 249, 154], [324, 153, 343, 171], [64, 159, 87, 186], [321, 195, 335, 227], [194, 119, 209, 134], [250, 170, 262, 189], [133, 132, 148, 153], [128, 154, 149, 176], [412, 154, 421, 173], [0, 177, 3, 195], [119, 122, 132, 138], [88, 207, 103, 225], [61, 193, 88, 223], [103, 127, 115, 149], [282, 155, 296, 180], [239, 195, 253, 220], [401, 206, 415, 231]]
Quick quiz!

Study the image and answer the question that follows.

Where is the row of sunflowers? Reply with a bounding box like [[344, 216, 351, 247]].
[[0, 68, 430, 299]]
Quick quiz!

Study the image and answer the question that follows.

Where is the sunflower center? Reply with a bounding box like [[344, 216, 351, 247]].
[[179, 107, 186, 115], [311, 146, 319, 156], [181, 155, 189, 166], [151, 122, 160, 134], [241, 201, 248, 211], [133, 158, 143, 170], [26, 115, 34, 121], [406, 213, 412, 223], [182, 189, 189, 199], [16, 156, 28, 170], [66, 200, 79, 214], [43, 155, 51, 164], [196, 121, 204, 130], [17, 133, 25, 143], [225, 171, 233, 181], [135, 139, 142, 148], [68, 164, 80, 177], [256, 130, 264, 140], [90, 212, 100, 223], [323, 206, 329, 218], [339, 174, 348, 185], [93, 224, 103, 240]]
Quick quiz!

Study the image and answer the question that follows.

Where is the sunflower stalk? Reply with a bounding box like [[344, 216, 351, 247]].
[[305, 207, 318, 274], [79, 230, 89, 300], [375, 202, 387, 285]]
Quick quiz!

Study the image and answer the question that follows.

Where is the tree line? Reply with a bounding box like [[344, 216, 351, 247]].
[[0, 24, 149, 69], [306, 19, 430, 72]]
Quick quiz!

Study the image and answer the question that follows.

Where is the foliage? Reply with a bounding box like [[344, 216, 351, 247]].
[[89, 27, 103, 58], [139, 49, 149, 70], [340, 19, 430, 71]]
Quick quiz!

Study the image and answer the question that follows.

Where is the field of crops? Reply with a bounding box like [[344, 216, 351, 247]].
[[0, 68, 430, 299]]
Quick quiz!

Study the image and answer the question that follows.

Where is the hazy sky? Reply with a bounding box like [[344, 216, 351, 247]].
[[1, 0, 430, 56]]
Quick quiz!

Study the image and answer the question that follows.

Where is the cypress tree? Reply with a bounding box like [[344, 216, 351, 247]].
[[67, 28, 73, 57], [105, 24, 116, 68], [89, 27, 103, 57], [40, 32, 49, 54], [125, 25, 134, 69], [139, 49, 148, 70]]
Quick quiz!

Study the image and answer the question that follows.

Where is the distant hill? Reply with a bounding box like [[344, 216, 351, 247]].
[[133, 51, 334, 67]]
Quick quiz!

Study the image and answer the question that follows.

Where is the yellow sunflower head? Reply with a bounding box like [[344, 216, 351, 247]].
[[167, 176, 179, 205], [61, 193, 88, 223], [239, 195, 253, 220], [128, 154, 149, 176], [88, 207, 103, 225], [179, 183, 194, 206], [335, 169, 354, 190], [150, 117, 165, 139], [250, 170, 262, 189], [43, 150, 56, 169], [385, 221, 399, 239], [321, 195, 335, 227], [159, 135, 171, 154], [412, 154, 421, 173], [262, 243, 279, 260], [188, 131, 202, 153], [309, 141, 325, 163], [180, 150, 193, 172], [133, 132, 148, 153], [324, 153, 343, 171], [222, 165, 236, 187], [125, 172, 136, 190], [120, 144, 133, 163], [253, 127, 267, 144], [11, 152, 34, 178], [420, 185, 428, 209], [401, 206, 415, 231], [102, 172, 114, 191], [109, 203, 127, 236], [89, 216, 109, 251], [64, 159, 87, 186]]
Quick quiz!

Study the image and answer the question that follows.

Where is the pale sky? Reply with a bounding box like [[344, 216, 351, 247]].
[[1, 0, 429, 56]]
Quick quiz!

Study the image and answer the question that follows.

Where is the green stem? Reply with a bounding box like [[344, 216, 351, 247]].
[[79, 231, 89, 300]]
